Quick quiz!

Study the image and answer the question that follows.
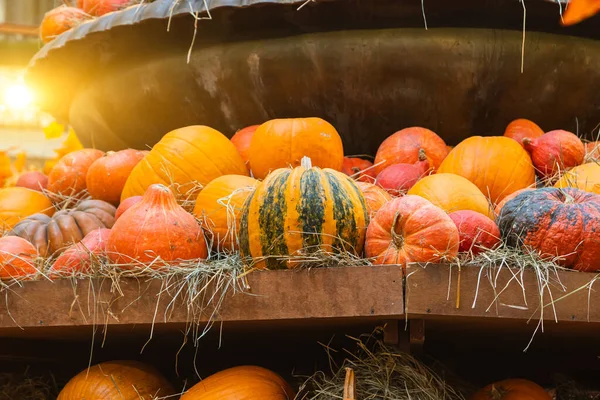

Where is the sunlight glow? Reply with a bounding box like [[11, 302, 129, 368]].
[[3, 83, 34, 111]]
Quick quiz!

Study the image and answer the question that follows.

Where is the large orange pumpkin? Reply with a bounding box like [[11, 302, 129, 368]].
[[47, 148, 105, 200], [57, 360, 175, 400], [503, 118, 544, 147], [0, 236, 38, 281], [86, 149, 148, 206], [365, 195, 459, 266], [554, 162, 600, 194], [108, 184, 207, 267], [438, 136, 535, 205], [248, 118, 344, 179], [193, 175, 259, 252], [356, 181, 392, 218], [122, 125, 248, 202], [0, 187, 54, 232], [374, 127, 448, 175], [39, 6, 90, 43], [231, 125, 259, 171], [181, 365, 295, 400], [470, 378, 551, 400], [407, 173, 494, 219]]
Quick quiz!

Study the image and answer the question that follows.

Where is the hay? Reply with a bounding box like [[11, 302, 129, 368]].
[[0, 370, 57, 400], [296, 329, 465, 400]]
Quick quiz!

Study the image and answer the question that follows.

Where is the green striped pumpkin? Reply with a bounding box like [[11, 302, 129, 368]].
[[239, 157, 369, 269]]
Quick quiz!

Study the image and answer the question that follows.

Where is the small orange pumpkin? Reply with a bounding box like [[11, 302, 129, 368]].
[[193, 175, 258, 252], [15, 171, 48, 192], [0, 187, 55, 232], [0, 236, 38, 281], [470, 378, 551, 400], [523, 130, 584, 180], [114, 195, 143, 220], [449, 210, 500, 255], [49, 228, 111, 278], [47, 148, 105, 200], [554, 162, 600, 194], [231, 125, 259, 171], [77, 0, 130, 16], [503, 118, 544, 147], [248, 117, 344, 179], [342, 157, 376, 183], [356, 181, 392, 218], [39, 6, 90, 43], [584, 141, 600, 160]]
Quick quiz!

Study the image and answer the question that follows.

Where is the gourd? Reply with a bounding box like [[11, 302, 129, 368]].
[[0, 236, 38, 281]]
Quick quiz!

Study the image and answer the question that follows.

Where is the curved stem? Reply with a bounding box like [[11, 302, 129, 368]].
[[390, 211, 404, 248]]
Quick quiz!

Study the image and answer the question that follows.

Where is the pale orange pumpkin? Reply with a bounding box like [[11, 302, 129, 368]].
[[248, 117, 344, 179], [407, 173, 495, 219], [181, 365, 295, 400], [0, 236, 38, 281], [47, 148, 105, 200], [438, 136, 535, 205], [554, 162, 600, 194], [122, 126, 248, 202], [193, 175, 259, 252], [57, 360, 175, 400], [231, 125, 259, 171], [0, 187, 54, 232], [356, 182, 392, 218], [470, 379, 551, 400]]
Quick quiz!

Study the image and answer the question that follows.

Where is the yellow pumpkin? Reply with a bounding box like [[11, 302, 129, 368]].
[[554, 162, 600, 194], [122, 125, 248, 202], [0, 187, 54, 232]]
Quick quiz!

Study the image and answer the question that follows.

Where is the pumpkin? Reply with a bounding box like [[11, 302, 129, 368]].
[[107, 184, 207, 267], [47, 148, 105, 200], [248, 118, 344, 179], [584, 141, 600, 160], [115, 195, 143, 220], [181, 365, 295, 400], [86, 149, 148, 206], [470, 378, 551, 400], [448, 210, 500, 255], [57, 360, 175, 400], [9, 199, 115, 258], [374, 127, 448, 175], [193, 175, 259, 253], [375, 150, 430, 196], [0, 236, 38, 281], [438, 136, 535, 204], [494, 188, 532, 217], [356, 182, 392, 219], [522, 130, 585, 180], [342, 157, 376, 183], [365, 195, 459, 266], [498, 187, 600, 272], [77, 0, 130, 16], [49, 228, 111, 278], [407, 173, 494, 219], [503, 118, 544, 147], [121, 125, 248, 202], [0, 187, 55, 232], [240, 157, 368, 269], [554, 162, 600, 194], [15, 171, 48, 192], [231, 125, 259, 171], [39, 6, 90, 43]]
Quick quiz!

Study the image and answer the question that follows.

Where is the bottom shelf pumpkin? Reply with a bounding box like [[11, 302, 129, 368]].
[[0, 236, 39, 281], [470, 378, 552, 400]]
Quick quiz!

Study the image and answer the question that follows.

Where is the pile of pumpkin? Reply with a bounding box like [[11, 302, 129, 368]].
[[1, 116, 599, 281]]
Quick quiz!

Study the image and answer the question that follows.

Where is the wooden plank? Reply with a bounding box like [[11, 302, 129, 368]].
[[405, 264, 600, 323], [0, 265, 404, 332]]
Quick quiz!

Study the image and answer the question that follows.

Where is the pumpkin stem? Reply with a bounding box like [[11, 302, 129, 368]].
[[489, 385, 505, 400], [417, 148, 427, 162], [343, 367, 356, 400], [301, 156, 313, 169], [352, 167, 361, 173], [390, 211, 404, 248], [522, 137, 533, 148]]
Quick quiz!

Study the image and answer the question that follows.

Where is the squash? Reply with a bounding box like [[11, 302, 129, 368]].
[[503, 118, 544, 147], [407, 173, 495, 219], [248, 118, 344, 179], [240, 157, 368, 269], [0, 236, 38, 281], [8, 199, 115, 257], [342, 157, 376, 183], [375, 150, 430, 196], [86, 149, 148, 206], [122, 125, 248, 202], [494, 188, 533, 217], [498, 187, 600, 272], [39, 6, 90, 43], [49, 228, 110, 278], [438, 136, 535, 205], [193, 175, 259, 253], [0, 187, 55, 232], [365, 195, 459, 266], [523, 130, 584, 180], [355, 182, 392, 219], [374, 127, 448, 175], [76, 0, 130, 16], [231, 125, 259, 171], [58, 360, 175, 400], [107, 184, 207, 267], [181, 365, 295, 400], [47, 148, 105, 200], [15, 171, 48, 192], [115, 195, 143, 220], [470, 378, 551, 400], [448, 210, 500, 255], [554, 162, 600, 195]]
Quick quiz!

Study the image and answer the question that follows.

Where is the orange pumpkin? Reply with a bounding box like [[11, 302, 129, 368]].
[[47, 148, 105, 200], [86, 149, 148, 206], [115, 195, 143, 220], [77, 0, 130, 16], [449, 210, 500, 255], [107, 184, 207, 267], [374, 127, 448, 175], [57, 360, 175, 400], [438, 136, 535, 205], [122, 125, 248, 202], [15, 171, 48, 192], [0, 236, 38, 281], [584, 141, 600, 160], [181, 365, 295, 400], [470, 379, 551, 400], [503, 118, 544, 147], [39, 6, 90, 43], [494, 188, 533, 217], [0, 187, 54, 232], [407, 173, 495, 219], [554, 162, 600, 194], [342, 157, 376, 183], [523, 130, 584, 180], [231, 125, 259, 171], [193, 175, 258, 252], [356, 182, 392, 218], [365, 195, 459, 266], [49, 228, 111, 278], [248, 117, 344, 179]]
